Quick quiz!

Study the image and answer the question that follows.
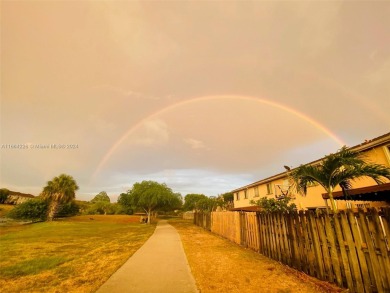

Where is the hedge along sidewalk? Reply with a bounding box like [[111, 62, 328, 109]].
[[96, 220, 198, 293]]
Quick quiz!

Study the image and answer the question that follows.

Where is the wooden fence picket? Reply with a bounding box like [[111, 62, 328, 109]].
[[306, 211, 325, 280], [324, 212, 343, 287], [333, 212, 355, 291], [369, 209, 390, 291]]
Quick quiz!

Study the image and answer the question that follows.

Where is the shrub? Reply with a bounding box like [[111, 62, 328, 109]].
[[250, 196, 296, 212], [8, 198, 48, 221], [56, 201, 80, 217], [0, 188, 10, 204]]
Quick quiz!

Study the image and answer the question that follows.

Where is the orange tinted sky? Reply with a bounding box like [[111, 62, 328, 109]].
[[1, 1, 389, 200]]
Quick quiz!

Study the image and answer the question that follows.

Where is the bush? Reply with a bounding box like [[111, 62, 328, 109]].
[[56, 201, 80, 217], [250, 196, 296, 212], [0, 188, 10, 204], [8, 198, 48, 221]]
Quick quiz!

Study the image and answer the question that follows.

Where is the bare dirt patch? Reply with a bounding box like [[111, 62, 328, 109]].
[[170, 219, 346, 293]]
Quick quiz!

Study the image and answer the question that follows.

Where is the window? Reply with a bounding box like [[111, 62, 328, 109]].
[[244, 189, 248, 199], [236, 192, 240, 201], [254, 186, 259, 197], [266, 183, 273, 194]]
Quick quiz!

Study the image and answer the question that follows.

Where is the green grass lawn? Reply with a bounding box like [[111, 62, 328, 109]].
[[0, 215, 155, 293]]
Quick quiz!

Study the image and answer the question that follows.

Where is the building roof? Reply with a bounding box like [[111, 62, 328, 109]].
[[322, 183, 390, 202], [8, 190, 35, 198], [231, 132, 390, 193]]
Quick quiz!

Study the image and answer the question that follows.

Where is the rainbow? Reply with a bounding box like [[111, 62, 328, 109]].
[[91, 95, 345, 181]]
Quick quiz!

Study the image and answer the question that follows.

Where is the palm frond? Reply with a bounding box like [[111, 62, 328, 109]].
[[290, 164, 328, 195], [287, 145, 390, 212]]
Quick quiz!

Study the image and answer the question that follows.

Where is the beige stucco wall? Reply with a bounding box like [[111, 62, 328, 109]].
[[234, 144, 390, 211]]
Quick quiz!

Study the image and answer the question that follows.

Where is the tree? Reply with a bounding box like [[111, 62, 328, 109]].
[[87, 200, 115, 215], [158, 192, 182, 213], [250, 197, 296, 212], [197, 196, 223, 212], [183, 194, 207, 211], [290, 146, 390, 212], [119, 181, 181, 224], [220, 192, 234, 210], [117, 193, 134, 215], [41, 174, 79, 221], [91, 191, 110, 203], [0, 188, 10, 204], [88, 191, 113, 215]]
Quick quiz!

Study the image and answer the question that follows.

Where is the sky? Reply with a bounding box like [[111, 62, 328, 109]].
[[1, 1, 389, 202]]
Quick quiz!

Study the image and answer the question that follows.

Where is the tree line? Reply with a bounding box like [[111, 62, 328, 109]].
[[3, 177, 234, 222], [4, 145, 389, 221]]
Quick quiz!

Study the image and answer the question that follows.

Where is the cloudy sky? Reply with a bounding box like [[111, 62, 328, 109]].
[[1, 1, 389, 201]]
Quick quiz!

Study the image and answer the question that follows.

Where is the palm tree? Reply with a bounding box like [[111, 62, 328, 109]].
[[290, 146, 390, 212], [41, 174, 79, 221]]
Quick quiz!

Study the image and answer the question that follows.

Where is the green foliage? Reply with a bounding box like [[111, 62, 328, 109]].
[[41, 174, 79, 203], [159, 192, 182, 212], [86, 201, 116, 215], [119, 181, 182, 223], [111, 203, 133, 215], [197, 196, 223, 212], [219, 192, 234, 209], [8, 198, 48, 221], [41, 174, 79, 221], [91, 191, 110, 203], [118, 192, 132, 207], [183, 194, 208, 211], [221, 192, 234, 203], [87, 191, 115, 215], [56, 201, 80, 217], [0, 188, 10, 204], [250, 197, 296, 212], [183, 193, 230, 212], [116, 194, 134, 215], [290, 146, 390, 212], [74, 200, 90, 214]]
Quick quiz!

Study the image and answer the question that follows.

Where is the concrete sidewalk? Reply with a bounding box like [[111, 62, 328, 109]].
[[96, 220, 198, 293]]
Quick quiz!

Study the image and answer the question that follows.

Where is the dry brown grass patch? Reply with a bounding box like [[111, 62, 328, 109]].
[[170, 219, 345, 293], [0, 215, 155, 293]]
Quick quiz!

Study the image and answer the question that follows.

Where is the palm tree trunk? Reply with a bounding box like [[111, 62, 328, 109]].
[[328, 191, 338, 213], [47, 201, 58, 221]]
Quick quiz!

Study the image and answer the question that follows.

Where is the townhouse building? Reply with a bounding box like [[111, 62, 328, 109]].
[[232, 132, 390, 211]]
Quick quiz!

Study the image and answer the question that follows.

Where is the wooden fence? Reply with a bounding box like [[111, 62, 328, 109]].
[[194, 211, 211, 230], [194, 208, 390, 293]]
